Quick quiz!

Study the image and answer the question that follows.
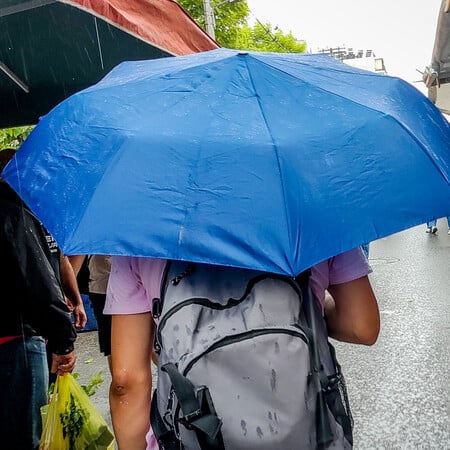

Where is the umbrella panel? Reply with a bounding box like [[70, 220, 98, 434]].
[[4, 49, 450, 275]]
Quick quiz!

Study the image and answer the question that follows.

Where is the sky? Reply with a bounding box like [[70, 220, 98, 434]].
[[245, 0, 442, 89]]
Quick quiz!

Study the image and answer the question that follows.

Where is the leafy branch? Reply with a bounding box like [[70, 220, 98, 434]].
[[49, 371, 104, 398], [0, 126, 34, 149], [60, 393, 84, 450]]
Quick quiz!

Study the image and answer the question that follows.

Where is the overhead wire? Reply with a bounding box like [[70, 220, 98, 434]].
[[245, 6, 291, 52]]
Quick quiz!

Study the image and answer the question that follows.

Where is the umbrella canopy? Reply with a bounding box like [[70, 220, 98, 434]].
[[3, 48, 450, 276], [0, 0, 218, 128]]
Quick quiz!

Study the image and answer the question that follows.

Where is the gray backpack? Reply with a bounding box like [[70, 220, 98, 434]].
[[151, 261, 353, 450]]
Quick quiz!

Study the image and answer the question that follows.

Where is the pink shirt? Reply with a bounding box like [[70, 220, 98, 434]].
[[105, 248, 371, 450], [104, 257, 166, 315], [309, 246, 372, 309], [105, 247, 371, 316]]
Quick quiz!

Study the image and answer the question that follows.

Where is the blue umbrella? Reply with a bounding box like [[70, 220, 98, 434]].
[[3, 48, 450, 276]]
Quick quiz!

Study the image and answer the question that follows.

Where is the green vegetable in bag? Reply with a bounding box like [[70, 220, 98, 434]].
[[40, 373, 115, 450]]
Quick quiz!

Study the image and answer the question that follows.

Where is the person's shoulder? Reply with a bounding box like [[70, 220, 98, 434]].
[[0, 188, 36, 224], [139, 257, 167, 271], [0, 182, 22, 206], [332, 247, 366, 263], [111, 255, 167, 272], [89, 254, 111, 266], [328, 247, 371, 285]]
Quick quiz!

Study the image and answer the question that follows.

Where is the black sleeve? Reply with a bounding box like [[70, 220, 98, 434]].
[[13, 209, 76, 354]]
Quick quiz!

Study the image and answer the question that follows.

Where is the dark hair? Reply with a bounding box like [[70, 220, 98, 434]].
[[0, 148, 16, 176]]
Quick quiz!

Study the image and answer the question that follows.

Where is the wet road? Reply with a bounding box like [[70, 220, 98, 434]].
[[75, 219, 450, 448], [337, 219, 450, 449]]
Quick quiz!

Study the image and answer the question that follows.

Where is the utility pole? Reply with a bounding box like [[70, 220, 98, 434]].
[[203, 0, 241, 40], [202, 0, 216, 40]]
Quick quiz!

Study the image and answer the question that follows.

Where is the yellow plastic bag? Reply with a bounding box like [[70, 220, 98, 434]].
[[40, 373, 115, 450]]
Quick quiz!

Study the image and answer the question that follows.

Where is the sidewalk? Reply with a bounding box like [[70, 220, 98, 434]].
[[74, 330, 158, 435], [74, 331, 112, 428]]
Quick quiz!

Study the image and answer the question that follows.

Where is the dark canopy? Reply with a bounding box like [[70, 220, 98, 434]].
[[0, 0, 218, 128]]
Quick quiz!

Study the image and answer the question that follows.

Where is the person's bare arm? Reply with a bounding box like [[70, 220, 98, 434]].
[[67, 255, 86, 276], [110, 313, 154, 450], [325, 275, 380, 345], [60, 254, 87, 329]]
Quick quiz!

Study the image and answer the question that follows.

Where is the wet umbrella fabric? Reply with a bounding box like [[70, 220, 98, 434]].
[[3, 48, 450, 276], [0, 0, 218, 128]]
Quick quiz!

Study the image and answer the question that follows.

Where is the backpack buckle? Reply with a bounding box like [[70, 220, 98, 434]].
[[152, 297, 162, 318], [178, 408, 203, 429]]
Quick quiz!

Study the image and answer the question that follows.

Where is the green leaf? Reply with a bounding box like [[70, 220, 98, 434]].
[[177, 0, 306, 53], [0, 126, 34, 149]]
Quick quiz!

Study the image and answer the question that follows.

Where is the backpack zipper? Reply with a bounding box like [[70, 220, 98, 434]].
[[183, 326, 308, 376], [156, 273, 302, 346]]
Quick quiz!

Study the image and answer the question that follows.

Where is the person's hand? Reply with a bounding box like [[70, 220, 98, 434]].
[[66, 296, 87, 329], [51, 351, 76, 375], [72, 303, 87, 329]]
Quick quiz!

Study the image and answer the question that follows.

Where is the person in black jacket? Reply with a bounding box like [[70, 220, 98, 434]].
[[0, 148, 77, 450]]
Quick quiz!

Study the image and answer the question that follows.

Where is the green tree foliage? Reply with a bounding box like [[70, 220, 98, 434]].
[[179, 0, 249, 49], [0, 126, 34, 149], [178, 0, 306, 53], [238, 22, 306, 53]]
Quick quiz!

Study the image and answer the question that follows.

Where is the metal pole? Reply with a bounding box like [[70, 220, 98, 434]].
[[202, 0, 216, 39]]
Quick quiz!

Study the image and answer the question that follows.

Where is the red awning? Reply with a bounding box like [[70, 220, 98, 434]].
[[65, 0, 219, 55]]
